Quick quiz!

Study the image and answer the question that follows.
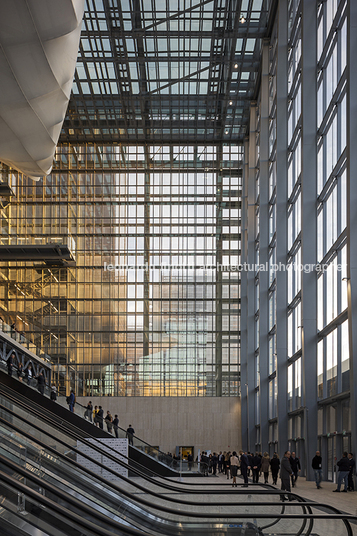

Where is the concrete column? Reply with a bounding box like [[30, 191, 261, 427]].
[[258, 40, 270, 452], [347, 0, 357, 463], [275, 0, 289, 454], [301, 0, 318, 481]]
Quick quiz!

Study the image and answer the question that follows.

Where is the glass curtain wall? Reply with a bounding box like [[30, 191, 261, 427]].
[[241, 0, 350, 480], [316, 0, 349, 465], [0, 144, 241, 397]]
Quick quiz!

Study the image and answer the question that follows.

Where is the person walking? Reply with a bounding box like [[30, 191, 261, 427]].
[[239, 450, 250, 486], [113, 414, 119, 437], [200, 451, 209, 476], [280, 451, 294, 501], [218, 451, 224, 473], [312, 450, 322, 489], [230, 451, 239, 487], [270, 453, 280, 485], [333, 452, 350, 492], [225, 451, 231, 479], [126, 424, 135, 445], [222, 451, 227, 475], [289, 452, 301, 487], [211, 452, 218, 475], [187, 453, 193, 471], [348, 453, 355, 491], [261, 452, 270, 484]]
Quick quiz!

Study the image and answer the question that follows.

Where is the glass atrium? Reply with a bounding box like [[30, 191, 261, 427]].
[[0, 0, 356, 477]]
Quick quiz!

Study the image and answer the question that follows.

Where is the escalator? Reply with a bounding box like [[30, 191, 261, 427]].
[[0, 417, 263, 535], [0, 369, 190, 477], [0, 466, 155, 536], [0, 374, 355, 535]]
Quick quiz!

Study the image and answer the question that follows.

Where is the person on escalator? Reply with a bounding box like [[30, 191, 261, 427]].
[[105, 410, 113, 434], [126, 424, 135, 445], [17, 362, 24, 381], [93, 405, 99, 425], [97, 406, 104, 429], [24, 363, 33, 385], [36, 371, 46, 395], [85, 401, 93, 421], [113, 414, 119, 437], [7, 353, 15, 377], [67, 389, 75, 412], [50, 384, 57, 401]]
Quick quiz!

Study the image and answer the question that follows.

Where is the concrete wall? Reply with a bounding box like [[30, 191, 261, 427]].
[[76, 396, 241, 455]]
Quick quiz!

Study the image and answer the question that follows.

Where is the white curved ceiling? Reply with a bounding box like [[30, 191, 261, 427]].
[[0, 0, 84, 179]]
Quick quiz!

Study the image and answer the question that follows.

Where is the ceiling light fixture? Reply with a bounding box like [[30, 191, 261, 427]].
[[234, 63, 238, 68], [240, 16, 246, 23]]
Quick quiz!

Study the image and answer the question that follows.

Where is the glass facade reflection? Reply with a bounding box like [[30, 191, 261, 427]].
[[0, 144, 242, 397]]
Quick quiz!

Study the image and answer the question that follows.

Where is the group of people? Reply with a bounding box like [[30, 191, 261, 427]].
[[83, 400, 135, 444], [211, 450, 290, 486], [200, 449, 355, 497], [6, 353, 46, 393], [312, 450, 355, 492]]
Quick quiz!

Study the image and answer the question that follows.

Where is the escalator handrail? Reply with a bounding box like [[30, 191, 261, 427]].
[[1, 416, 355, 522], [3, 361, 181, 473], [0, 383, 219, 493], [0, 456, 355, 526], [0, 410, 296, 513], [0, 463, 156, 536], [0, 374, 210, 481], [1, 379, 356, 532]]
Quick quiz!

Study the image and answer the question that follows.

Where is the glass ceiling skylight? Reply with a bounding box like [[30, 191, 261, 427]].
[[62, 0, 274, 143]]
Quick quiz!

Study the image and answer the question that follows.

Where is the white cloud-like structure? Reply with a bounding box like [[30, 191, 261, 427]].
[[0, 0, 84, 179]]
